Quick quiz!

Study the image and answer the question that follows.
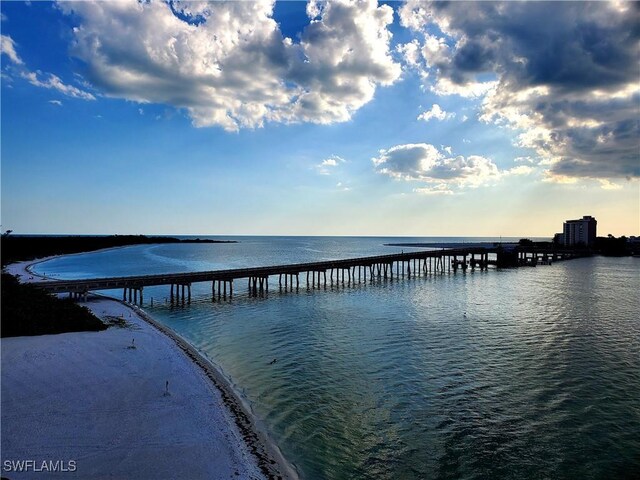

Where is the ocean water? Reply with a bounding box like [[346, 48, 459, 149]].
[[33, 237, 640, 479]]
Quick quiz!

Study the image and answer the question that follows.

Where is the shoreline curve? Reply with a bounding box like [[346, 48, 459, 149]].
[[4, 255, 299, 480]]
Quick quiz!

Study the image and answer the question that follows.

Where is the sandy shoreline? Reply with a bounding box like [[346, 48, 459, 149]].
[[2, 258, 297, 479]]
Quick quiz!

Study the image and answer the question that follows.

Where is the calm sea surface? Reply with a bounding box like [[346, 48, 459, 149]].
[[34, 237, 640, 479]]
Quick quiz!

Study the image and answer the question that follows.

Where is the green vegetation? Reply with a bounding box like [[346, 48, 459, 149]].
[[1, 273, 107, 337]]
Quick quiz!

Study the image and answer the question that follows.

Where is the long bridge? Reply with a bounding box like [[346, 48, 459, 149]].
[[31, 247, 586, 305]]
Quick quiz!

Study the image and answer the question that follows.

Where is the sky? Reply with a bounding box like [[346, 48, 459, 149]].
[[1, 0, 638, 237]]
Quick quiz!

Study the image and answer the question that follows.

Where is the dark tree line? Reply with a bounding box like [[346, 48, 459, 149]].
[[595, 235, 632, 256], [1, 234, 235, 266], [1, 273, 107, 337]]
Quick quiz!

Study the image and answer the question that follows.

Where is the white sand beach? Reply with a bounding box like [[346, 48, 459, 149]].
[[1, 260, 294, 479]]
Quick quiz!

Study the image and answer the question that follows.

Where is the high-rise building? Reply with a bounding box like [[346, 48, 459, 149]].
[[562, 216, 597, 247]]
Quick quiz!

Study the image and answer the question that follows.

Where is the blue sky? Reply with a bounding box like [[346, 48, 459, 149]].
[[1, 1, 638, 236]]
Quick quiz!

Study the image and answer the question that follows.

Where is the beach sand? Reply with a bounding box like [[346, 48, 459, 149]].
[[1, 260, 295, 479]]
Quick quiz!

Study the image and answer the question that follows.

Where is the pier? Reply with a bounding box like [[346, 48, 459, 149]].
[[30, 246, 588, 305]]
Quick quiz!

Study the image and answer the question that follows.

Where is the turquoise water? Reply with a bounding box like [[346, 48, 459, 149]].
[[34, 237, 640, 479]]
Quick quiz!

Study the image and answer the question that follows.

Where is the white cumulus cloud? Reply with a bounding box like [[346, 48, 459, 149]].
[[417, 103, 454, 122], [57, 0, 401, 131], [317, 154, 346, 174], [397, 0, 640, 180], [372, 143, 502, 193]]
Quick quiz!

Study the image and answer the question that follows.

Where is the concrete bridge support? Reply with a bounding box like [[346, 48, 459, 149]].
[[122, 286, 144, 305], [169, 283, 191, 304], [246, 276, 268, 297], [70, 291, 89, 302]]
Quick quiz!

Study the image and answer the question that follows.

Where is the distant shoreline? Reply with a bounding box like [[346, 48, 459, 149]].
[[1, 234, 238, 267]]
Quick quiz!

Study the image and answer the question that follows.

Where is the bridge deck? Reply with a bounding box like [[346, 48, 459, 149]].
[[32, 247, 491, 293]]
